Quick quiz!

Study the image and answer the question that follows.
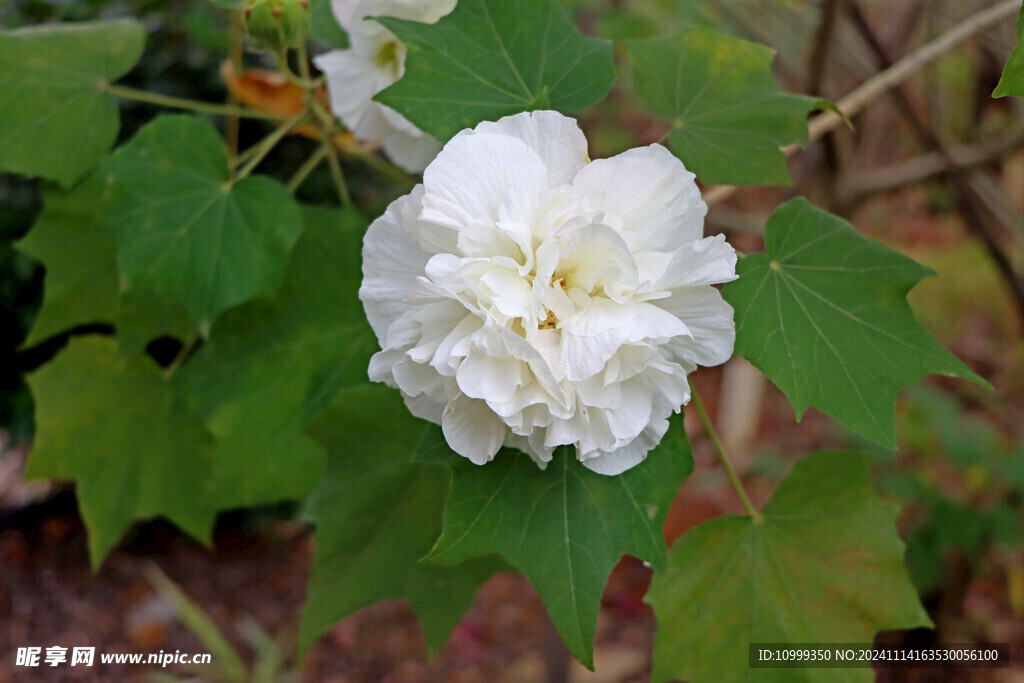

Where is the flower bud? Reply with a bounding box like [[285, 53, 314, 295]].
[[245, 0, 310, 51]]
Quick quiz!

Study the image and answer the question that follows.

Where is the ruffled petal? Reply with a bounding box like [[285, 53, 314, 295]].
[[659, 286, 736, 368], [573, 144, 706, 251], [420, 133, 550, 250], [442, 393, 507, 464], [359, 186, 434, 339], [468, 110, 589, 187]]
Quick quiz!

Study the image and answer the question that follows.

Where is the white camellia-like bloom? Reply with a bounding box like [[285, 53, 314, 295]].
[[314, 0, 455, 173], [360, 111, 737, 475]]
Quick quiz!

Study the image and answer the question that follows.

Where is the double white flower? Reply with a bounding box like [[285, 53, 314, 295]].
[[361, 111, 737, 475], [314, 0, 455, 173]]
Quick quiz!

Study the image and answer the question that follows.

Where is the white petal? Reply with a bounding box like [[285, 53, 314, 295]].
[[468, 111, 589, 187], [359, 186, 434, 339], [380, 126, 443, 173], [555, 223, 638, 295], [656, 234, 738, 290], [420, 133, 549, 247], [455, 351, 526, 404], [442, 393, 507, 464], [315, 49, 387, 134], [573, 144, 706, 251], [580, 418, 669, 475], [602, 379, 654, 441], [659, 286, 736, 368], [403, 391, 444, 423]]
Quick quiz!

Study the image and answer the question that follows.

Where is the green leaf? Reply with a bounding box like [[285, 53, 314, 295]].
[[310, 0, 349, 48], [722, 198, 986, 448], [375, 0, 615, 141], [175, 206, 375, 511], [16, 170, 192, 353], [296, 384, 503, 657], [0, 20, 145, 186], [26, 337, 216, 567], [993, 2, 1024, 97], [647, 451, 931, 683], [102, 114, 305, 327], [628, 27, 818, 186], [422, 414, 693, 668]]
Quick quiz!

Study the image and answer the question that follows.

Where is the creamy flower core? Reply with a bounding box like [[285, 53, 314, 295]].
[[360, 111, 737, 475]]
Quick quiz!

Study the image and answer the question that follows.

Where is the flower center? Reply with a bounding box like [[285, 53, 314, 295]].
[[375, 40, 401, 78]]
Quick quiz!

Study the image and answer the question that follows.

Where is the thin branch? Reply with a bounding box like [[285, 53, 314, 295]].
[[842, 0, 1024, 321], [102, 83, 288, 121], [702, 0, 1021, 207], [691, 382, 763, 522], [287, 142, 329, 193], [840, 123, 1024, 200]]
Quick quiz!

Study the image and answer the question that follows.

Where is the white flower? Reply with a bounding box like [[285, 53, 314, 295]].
[[314, 0, 456, 173], [360, 111, 737, 475]]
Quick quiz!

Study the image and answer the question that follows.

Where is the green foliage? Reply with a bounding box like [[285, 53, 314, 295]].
[[723, 198, 985, 447], [993, 2, 1024, 97], [297, 385, 504, 657], [0, 20, 145, 186], [15, 170, 191, 352], [628, 26, 818, 186], [309, 0, 348, 47], [175, 207, 374, 510], [647, 451, 931, 683], [102, 115, 304, 328], [376, 0, 615, 141], [419, 415, 693, 668], [26, 337, 216, 567]]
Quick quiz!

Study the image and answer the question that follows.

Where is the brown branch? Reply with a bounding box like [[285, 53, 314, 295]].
[[843, 0, 1024, 322], [702, 0, 1022, 207], [840, 123, 1024, 200]]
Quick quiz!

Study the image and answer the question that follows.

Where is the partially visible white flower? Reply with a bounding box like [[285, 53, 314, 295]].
[[314, 0, 455, 173], [360, 111, 737, 475]]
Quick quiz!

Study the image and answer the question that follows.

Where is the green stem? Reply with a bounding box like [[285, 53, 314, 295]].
[[690, 381, 763, 522], [235, 114, 305, 179], [162, 335, 202, 381], [346, 145, 415, 186], [275, 50, 323, 90], [322, 132, 353, 208], [102, 83, 287, 121], [287, 143, 329, 192]]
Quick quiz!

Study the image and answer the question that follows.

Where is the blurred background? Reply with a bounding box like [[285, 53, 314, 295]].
[[1, 0, 1022, 680]]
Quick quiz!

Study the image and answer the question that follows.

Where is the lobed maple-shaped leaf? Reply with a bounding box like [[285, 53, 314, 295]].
[[994, 2, 1024, 97], [0, 20, 145, 186], [174, 207, 376, 511], [418, 415, 693, 668], [102, 114, 304, 328], [26, 337, 216, 567], [628, 26, 818, 186], [375, 0, 615, 141], [296, 384, 503, 657], [722, 198, 986, 448], [647, 451, 931, 683], [16, 170, 191, 354]]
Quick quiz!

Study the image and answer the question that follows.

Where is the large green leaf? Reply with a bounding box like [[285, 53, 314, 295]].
[[16, 170, 191, 353], [722, 198, 985, 448], [994, 2, 1024, 97], [375, 0, 615, 141], [628, 27, 817, 186], [647, 451, 931, 683], [102, 114, 304, 328], [26, 337, 215, 567], [174, 207, 375, 511], [420, 415, 693, 668], [296, 384, 503, 657], [0, 20, 145, 186]]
